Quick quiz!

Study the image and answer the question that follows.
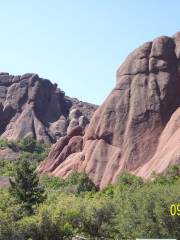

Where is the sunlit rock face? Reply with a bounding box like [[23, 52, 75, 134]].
[[0, 73, 97, 143], [39, 32, 180, 188]]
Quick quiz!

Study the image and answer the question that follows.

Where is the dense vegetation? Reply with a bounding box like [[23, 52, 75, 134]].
[[9, 157, 46, 215], [0, 138, 180, 239], [0, 138, 50, 176]]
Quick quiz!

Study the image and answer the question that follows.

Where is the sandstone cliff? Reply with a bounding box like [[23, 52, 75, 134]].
[[38, 32, 180, 188], [0, 73, 97, 143]]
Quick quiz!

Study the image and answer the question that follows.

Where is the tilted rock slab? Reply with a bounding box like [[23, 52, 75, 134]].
[[39, 32, 180, 188]]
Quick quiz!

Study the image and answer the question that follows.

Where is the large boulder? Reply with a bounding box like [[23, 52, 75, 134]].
[[38, 32, 180, 188], [0, 73, 97, 143], [37, 128, 83, 173]]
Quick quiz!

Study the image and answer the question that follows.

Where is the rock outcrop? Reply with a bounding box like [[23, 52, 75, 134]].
[[135, 107, 180, 178], [38, 32, 180, 188], [0, 73, 97, 143]]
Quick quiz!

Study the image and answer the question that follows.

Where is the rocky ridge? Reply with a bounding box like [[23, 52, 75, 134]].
[[0, 73, 97, 143], [38, 32, 180, 188]]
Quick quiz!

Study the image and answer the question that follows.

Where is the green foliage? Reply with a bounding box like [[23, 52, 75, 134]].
[[18, 137, 49, 154], [38, 203, 74, 239], [0, 160, 16, 176], [152, 164, 180, 185], [117, 171, 143, 189], [40, 172, 97, 196], [14, 215, 40, 240], [40, 174, 65, 190], [9, 157, 46, 215], [78, 197, 114, 238], [0, 139, 9, 149], [113, 182, 180, 239], [0, 137, 50, 155], [64, 171, 97, 195], [37, 193, 114, 239], [99, 184, 116, 197], [0, 188, 17, 211], [0, 138, 50, 177], [0, 158, 180, 239], [0, 153, 48, 178]]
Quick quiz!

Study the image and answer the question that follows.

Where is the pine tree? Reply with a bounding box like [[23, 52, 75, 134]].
[[9, 157, 46, 215]]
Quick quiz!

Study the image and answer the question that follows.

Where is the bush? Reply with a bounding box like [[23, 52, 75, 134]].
[[40, 175, 65, 190], [18, 137, 49, 154], [1, 159, 180, 239], [40, 172, 97, 196], [0, 137, 50, 156], [64, 171, 97, 195], [0, 139, 9, 149], [0, 138, 50, 177], [112, 181, 180, 239], [42, 193, 114, 239], [117, 171, 143, 188], [14, 215, 40, 240], [0, 160, 16, 176], [0, 210, 14, 240], [9, 157, 46, 215], [38, 204, 73, 239]]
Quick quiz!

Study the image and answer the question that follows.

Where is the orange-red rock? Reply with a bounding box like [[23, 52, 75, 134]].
[[38, 32, 180, 188], [0, 73, 97, 143]]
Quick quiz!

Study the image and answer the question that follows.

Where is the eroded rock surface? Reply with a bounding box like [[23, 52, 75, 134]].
[[0, 73, 97, 143], [38, 32, 180, 188]]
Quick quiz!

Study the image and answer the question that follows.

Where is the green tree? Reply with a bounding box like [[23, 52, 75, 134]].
[[65, 171, 97, 195], [18, 137, 39, 153], [117, 171, 143, 188], [9, 157, 46, 215]]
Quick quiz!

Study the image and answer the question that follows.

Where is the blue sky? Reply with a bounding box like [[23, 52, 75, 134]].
[[0, 1, 180, 104]]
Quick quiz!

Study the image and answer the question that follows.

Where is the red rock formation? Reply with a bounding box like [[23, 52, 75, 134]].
[[135, 107, 180, 178], [38, 126, 83, 173], [39, 32, 180, 188], [0, 73, 97, 143]]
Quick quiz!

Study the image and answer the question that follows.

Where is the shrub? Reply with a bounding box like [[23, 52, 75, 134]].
[[0, 160, 16, 176], [18, 137, 49, 154], [64, 171, 97, 195], [117, 171, 143, 188], [0, 139, 9, 149], [40, 175, 65, 190], [9, 157, 46, 215], [113, 181, 180, 239]]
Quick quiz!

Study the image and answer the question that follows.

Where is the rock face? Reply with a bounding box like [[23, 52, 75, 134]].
[[0, 73, 97, 143], [135, 107, 180, 178], [38, 32, 180, 188]]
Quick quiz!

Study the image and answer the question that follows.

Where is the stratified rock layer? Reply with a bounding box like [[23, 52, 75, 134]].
[[39, 32, 180, 188], [0, 73, 97, 143]]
